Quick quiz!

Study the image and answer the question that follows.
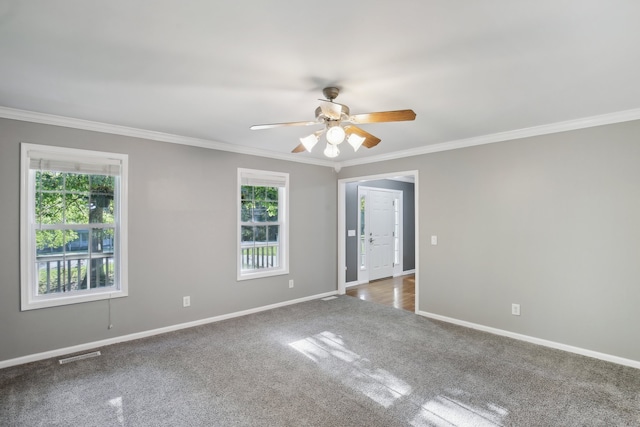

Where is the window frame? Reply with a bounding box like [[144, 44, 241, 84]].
[[237, 168, 289, 281], [20, 143, 128, 311]]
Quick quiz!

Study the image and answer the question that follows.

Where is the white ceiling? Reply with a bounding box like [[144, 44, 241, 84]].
[[1, 1, 640, 166]]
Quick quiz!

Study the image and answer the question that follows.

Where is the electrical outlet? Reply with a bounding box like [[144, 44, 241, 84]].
[[183, 296, 191, 307], [511, 303, 520, 316], [288, 280, 294, 288]]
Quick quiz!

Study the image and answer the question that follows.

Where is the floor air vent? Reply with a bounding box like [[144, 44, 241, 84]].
[[59, 351, 101, 364]]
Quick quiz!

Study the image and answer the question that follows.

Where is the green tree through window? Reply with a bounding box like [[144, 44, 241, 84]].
[[240, 185, 280, 270], [238, 168, 288, 280], [35, 171, 116, 294]]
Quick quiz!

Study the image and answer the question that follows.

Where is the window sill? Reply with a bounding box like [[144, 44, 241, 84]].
[[237, 268, 289, 281], [21, 288, 127, 311]]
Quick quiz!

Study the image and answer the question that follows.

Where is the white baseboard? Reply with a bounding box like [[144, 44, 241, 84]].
[[395, 269, 415, 277], [0, 290, 339, 369], [418, 310, 640, 370], [348, 270, 415, 287]]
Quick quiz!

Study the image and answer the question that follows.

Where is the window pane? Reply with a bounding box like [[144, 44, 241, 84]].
[[90, 194, 114, 224], [254, 226, 267, 242], [252, 202, 267, 222], [89, 257, 114, 289], [91, 228, 106, 252], [36, 192, 63, 225], [241, 185, 253, 200], [102, 228, 115, 253], [241, 226, 254, 243], [264, 201, 278, 221], [66, 230, 89, 253], [265, 187, 278, 201], [241, 226, 254, 270], [241, 201, 253, 221], [37, 258, 71, 295], [63, 258, 87, 292], [36, 229, 65, 255], [65, 173, 90, 192], [65, 193, 89, 224], [90, 175, 114, 193], [267, 225, 279, 243], [360, 196, 366, 235], [254, 186, 267, 201], [37, 171, 63, 191], [266, 245, 279, 268]]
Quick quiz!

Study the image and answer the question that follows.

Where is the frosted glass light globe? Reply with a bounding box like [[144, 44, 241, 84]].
[[325, 125, 346, 145]]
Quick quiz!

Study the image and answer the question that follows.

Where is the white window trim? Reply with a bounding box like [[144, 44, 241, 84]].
[[20, 143, 129, 311], [237, 168, 289, 281]]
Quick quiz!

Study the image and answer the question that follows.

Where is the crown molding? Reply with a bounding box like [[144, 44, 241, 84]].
[[338, 107, 640, 168], [3, 106, 639, 170], [0, 106, 335, 168]]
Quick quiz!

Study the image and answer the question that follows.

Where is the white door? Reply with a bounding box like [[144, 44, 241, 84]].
[[368, 189, 395, 280]]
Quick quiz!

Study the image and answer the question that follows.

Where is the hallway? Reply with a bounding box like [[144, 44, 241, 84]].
[[345, 274, 415, 312]]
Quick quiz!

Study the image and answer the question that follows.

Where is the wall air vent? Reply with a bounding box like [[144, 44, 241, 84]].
[[58, 351, 101, 364]]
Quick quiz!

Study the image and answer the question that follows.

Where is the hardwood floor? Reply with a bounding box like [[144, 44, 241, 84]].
[[345, 274, 415, 312]]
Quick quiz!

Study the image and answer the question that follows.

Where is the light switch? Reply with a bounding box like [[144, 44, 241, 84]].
[[431, 235, 438, 245], [347, 229, 356, 237]]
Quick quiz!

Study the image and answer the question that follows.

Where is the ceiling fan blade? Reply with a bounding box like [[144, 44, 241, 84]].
[[345, 125, 382, 148], [349, 109, 416, 124], [318, 100, 349, 120], [250, 120, 320, 130], [291, 143, 306, 153]]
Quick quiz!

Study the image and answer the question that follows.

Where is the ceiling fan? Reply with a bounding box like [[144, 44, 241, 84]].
[[250, 87, 416, 158]]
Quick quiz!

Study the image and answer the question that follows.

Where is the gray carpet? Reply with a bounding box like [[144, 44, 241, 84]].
[[1, 296, 639, 426]]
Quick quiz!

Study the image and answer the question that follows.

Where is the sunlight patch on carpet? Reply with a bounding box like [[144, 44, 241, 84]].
[[108, 396, 125, 425], [289, 331, 412, 408], [410, 394, 507, 427]]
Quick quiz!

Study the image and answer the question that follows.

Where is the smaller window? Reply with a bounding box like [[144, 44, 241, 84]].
[[237, 169, 289, 280]]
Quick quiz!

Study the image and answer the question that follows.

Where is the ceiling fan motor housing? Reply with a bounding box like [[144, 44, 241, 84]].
[[322, 86, 340, 101]]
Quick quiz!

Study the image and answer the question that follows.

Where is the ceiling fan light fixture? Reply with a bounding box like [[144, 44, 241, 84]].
[[325, 124, 346, 145], [347, 133, 366, 151], [323, 143, 340, 158], [250, 87, 416, 158], [299, 133, 319, 152]]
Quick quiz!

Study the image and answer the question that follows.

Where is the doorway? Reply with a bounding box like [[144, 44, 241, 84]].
[[345, 274, 416, 312], [338, 170, 419, 312]]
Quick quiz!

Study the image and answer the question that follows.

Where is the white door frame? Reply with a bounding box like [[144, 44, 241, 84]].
[[337, 170, 419, 313], [357, 186, 403, 284]]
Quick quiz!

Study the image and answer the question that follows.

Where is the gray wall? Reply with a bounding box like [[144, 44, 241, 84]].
[[339, 120, 640, 362], [3, 116, 640, 365], [345, 179, 415, 282], [0, 118, 337, 362]]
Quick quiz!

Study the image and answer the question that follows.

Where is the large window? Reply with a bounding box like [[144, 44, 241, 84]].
[[20, 143, 128, 310], [238, 168, 288, 280]]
